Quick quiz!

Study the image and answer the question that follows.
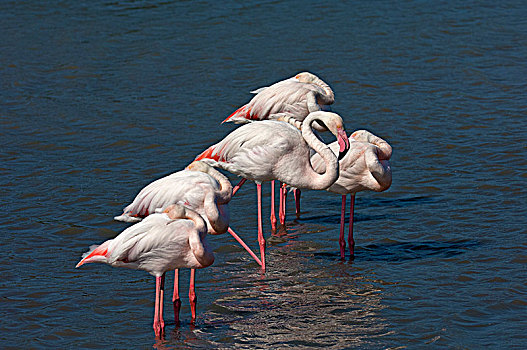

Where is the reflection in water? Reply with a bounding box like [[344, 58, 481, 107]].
[[152, 223, 395, 349]]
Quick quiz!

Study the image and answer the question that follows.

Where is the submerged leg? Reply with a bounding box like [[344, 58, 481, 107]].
[[278, 182, 285, 225], [294, 188, 301, 219], [257, 184, 266, 271], [270, 181, 277, 232], [172, 269, 181, 325], [228, 227, 263, 266], [279, 183, 287, 225], [153, 273, 166, 337], [348, 194, 356, 258], [189, 269, 197, 322], [232, 178, 247, 196], [339, 195, 346, 259]]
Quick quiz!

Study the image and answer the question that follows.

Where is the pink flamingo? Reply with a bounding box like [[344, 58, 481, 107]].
[[114, 161, 232, 235], [113, 161, 262, 321], [310, 130, 392, 259], [222, 72, 335, 228], [222, 72, 334, 125], [76, 204, 214, 337], [194, 111, 350, 271], [223, 72, 335, 227]]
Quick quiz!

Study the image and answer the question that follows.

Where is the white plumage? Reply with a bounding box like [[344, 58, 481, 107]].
[[77, 205, 213, 275], [222, 72, 334, 126], [311, 129, 392, 194], [310, 129, 392, 258], [114, 161, 232, 235]]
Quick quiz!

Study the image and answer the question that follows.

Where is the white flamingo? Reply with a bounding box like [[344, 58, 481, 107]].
[[222, 72, 334, 126], [76, 204, 213, 337], [115, 161, 232, 235], [310, 130, 392, 258], [113, 161, 261, 321], [194, 111, 350, 270], [222, 72, 335, 228]]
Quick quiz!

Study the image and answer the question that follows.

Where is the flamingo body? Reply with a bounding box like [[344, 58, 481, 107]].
[[77, 206, 213, 274], [311, 130, 392, 195], [197, 111, 350, 191], [222, 72, 334, 125], [114, 161, 232, 235], [310, 129, 392, 258], [195, 111, 350, 270]]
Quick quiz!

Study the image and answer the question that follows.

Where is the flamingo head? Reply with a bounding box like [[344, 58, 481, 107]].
[[294, 72, 317, 83], [185, 160, 211, 173], [309, 111, 350, 160], [306, 111, 350, 160], [163, 204, 187, 219]]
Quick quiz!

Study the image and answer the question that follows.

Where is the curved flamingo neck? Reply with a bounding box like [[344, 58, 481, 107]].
[[204, 167, 232, 204], [352, 130, 392, 160], [276, 114, 302, 129], [203, 192, 229, 234], [297, 115, 339, 190], [366, 148, 392, 190], [311, 75, 334, 104], [172, 206, 213, 267]]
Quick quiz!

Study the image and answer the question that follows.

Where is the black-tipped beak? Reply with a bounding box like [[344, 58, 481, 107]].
[[337, 129, 350, 160]]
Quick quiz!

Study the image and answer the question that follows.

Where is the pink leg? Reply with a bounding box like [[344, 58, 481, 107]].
[[228, 227, 263, 266], [232, 178, 247, 196], [257, 184, 266, 271], [189, 269, 197, 322], [278, 182, 284, 225], [270, 181, 277, 232], [153, 273, 165, 337], [279, 183, 287, 225], [172, 269, 181, 325], [348, 194, 356, 257], [339, 195, 346, 259]]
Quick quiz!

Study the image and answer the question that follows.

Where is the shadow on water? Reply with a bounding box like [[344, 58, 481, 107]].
[[365, 195, 435, 208], [311, 239, 480, 262], [298, 195, 434, 225]]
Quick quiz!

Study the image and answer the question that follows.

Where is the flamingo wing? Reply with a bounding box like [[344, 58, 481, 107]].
[[196, 120, 302, 182], [223, 78, 328, 123], [116, 171, 219, 221], [311, 132, 392, 194]]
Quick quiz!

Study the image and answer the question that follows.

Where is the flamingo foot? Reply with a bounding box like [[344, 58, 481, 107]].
[[153, 320, 164, 338]]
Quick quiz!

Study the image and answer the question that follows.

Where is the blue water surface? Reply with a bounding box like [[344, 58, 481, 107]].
[[1, 1, 526, 349]]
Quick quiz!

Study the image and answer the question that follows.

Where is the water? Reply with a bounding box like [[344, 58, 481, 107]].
[[1, 1, 526, 348]]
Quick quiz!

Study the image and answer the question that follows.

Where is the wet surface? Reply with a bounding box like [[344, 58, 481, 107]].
[[1, 1, 526, 348]]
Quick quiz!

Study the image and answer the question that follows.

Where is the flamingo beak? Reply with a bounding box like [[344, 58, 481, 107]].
[[337, 129, 350, 160]]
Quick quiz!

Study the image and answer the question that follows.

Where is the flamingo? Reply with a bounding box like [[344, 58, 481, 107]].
[[113, 161, 262, 321], [222, 72, 335, 227], [222, 72, 334, 126], [310, 130, 392, 259], [76, 204, 214, 337], [114, 161, 232, 235], [193, 111, 351, 271]]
